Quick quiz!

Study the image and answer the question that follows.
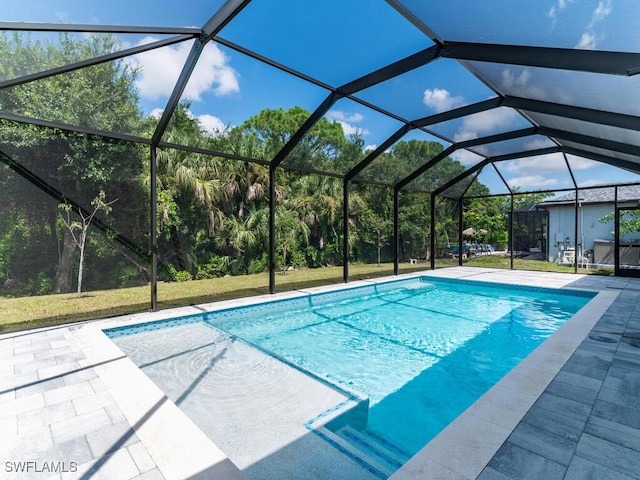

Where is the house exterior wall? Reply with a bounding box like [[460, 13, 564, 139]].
[[545, 203, 616, 262]]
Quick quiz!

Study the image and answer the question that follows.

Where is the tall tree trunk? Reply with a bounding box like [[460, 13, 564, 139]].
[[282, 246, 287, 275], [77, 231, 86, 297], [425, 227, 432, 261], [54, 229, 76, 293], [170, 225, 190, 271]]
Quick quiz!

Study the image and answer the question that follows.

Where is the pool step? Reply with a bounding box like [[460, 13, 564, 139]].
[[334, 426, 411, 477]]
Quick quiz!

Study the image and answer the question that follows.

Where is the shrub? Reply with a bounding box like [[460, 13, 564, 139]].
[[289, 249, 306, 268], [160, 264, 192, 282], [23, 272, 53, 296], [248, 253, 268, 274], [196, 255, 230, 279], [173, 270, 192, 282]]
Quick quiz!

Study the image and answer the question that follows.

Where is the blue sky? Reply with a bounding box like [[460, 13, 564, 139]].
[[4, 0, 640, 193]]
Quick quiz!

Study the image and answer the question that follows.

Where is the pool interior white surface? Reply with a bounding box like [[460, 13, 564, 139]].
[[72, 268, 618, 480], [111, 321, 379, 479]]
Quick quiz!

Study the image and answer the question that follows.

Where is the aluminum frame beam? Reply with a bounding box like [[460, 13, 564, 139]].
[[0, 21, 199, 35], [345, 125, 411, 181], [271, 92, 341, 168], [432, 159, 489, 197], [150, 147, 158, 311], [0, 112, 152, 145], [540, 127, 640, 158], [347, 98, 502, 185], [272, 44, 442, 170], [430, 146, 563, 197], [395, 145, 456, 190], [411, 97, 502, 129], [215, 36, 335, 91], [442, 42, 640, 76], [395, 129, 536, 191], [504, 96, 640, 132], [456, 127, 537, 150], [151, 0, 251, 147], [0, 35, 194, 91], [338, 45, 440, 96], [151, 40, 205, 147], [563, 147, 640, 174], [201, 0, 252, 42], [485, 146, 562, 163], [0, 149, 149, 261]]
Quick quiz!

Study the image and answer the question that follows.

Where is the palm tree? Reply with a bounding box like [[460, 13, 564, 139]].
[[290, 175, 340, 251], [149, 127, 228, 273], [222, 160, 269, 218], [213, 205, 269, 274], [214, 215, 254, 257], [275, 204, 310, 274]]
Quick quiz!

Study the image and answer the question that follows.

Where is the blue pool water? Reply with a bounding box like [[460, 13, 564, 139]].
[[106, 276, 595, 475]]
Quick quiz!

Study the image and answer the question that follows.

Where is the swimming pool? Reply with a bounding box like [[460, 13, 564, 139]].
[[105, 276, 595, 478]]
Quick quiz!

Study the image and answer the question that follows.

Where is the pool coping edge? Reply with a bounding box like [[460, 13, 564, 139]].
[[71, 322, 248, 480]]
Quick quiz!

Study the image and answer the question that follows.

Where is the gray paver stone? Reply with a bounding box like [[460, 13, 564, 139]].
[[575, 433, 640, 479]]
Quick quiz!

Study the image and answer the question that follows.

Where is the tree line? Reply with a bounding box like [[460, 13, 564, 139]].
[[0, 33, 514, 297]]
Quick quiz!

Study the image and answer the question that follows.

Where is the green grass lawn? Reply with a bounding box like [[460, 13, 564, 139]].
[[0, 258, 612, 333]]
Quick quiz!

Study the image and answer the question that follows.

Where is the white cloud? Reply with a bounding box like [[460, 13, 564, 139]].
[[575, 0, 612, 49], [454, 108, 520, 142], [501, 68, 532, 93], [576, 32, 599, 49], [364, 144, 377, 152], [451, 148, 484, 167], [507, 175, 559, 189], [198, 114, 227, 136], [327, 110, 364, 123], [327, 110, 369, 137], [523, 138, 556, 150], [131, 37, 239, 101], [547, 0, 610, 49], [149, 108, 164, 119], [423, 88, 464, 112], [566, 156, 599, 170], [501, 153, 599, 184], [339, 122, 369, 136], [580, 178, 605, 187], [499, 67, 567, 102], [502, 153, 567, 173], [148, 108, 227, 136], [548, 0, 575, 20], [506, 67, 576, 105], [589, 0, 612, 28]]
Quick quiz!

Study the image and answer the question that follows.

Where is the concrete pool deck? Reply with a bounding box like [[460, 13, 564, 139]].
[[0, 267, 639, 479]]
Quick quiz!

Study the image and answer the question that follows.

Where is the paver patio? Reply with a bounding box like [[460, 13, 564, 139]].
[[1, 268, 639, 479]]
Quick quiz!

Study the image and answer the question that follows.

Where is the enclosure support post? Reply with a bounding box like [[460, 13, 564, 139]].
[[574, 188, 579, 274], [614, 186, 620, 276], [458, 199, 464, 267], [269, 165, 276, 294], [343, 178, 349, 282], [393, 188, 399, 275], [430, 193, 436, 270], [150, 147, 158, 312], [510, 194, 515, 270]]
